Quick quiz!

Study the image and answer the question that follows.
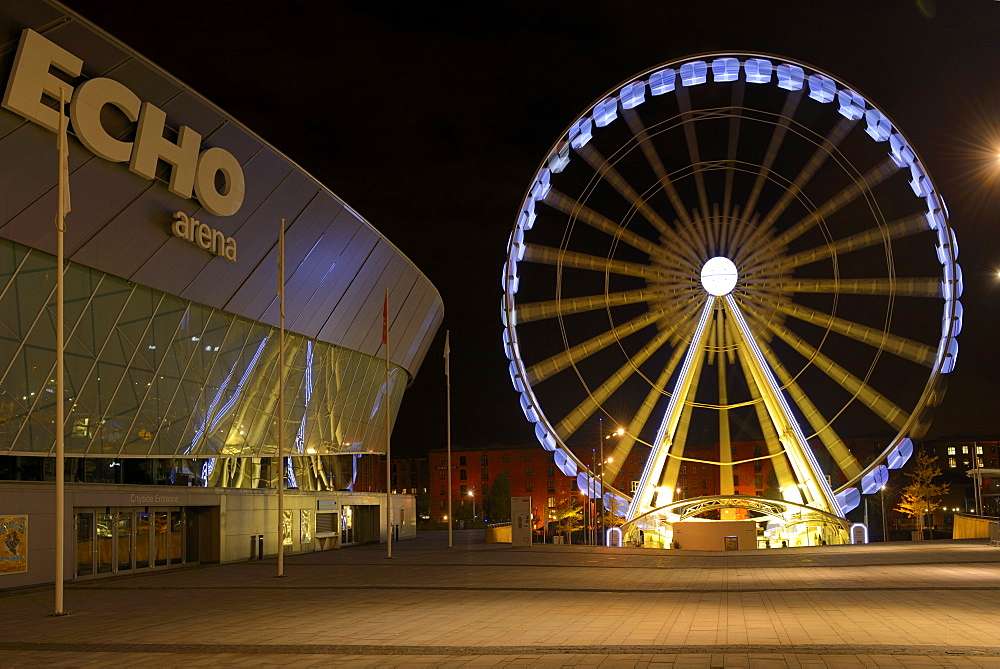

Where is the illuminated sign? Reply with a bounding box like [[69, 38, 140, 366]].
[[1, 29, 245, 217]]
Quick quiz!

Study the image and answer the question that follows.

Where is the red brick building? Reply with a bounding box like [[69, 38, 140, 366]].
[[427, 443, 649, 525]]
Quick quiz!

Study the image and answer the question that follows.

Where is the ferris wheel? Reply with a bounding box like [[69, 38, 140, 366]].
[[501, 53, 961, 531]]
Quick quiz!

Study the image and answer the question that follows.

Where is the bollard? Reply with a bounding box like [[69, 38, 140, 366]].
[[258, 534, 264, 559]]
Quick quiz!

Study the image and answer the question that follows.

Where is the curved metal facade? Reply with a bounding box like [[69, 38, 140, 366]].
[[0, 2, 443, 457]]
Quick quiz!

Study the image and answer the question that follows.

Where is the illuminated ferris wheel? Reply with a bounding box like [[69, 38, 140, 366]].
[[501, 53, 961, 539]]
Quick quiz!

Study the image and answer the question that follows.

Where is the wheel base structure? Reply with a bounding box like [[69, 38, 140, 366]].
[[620, 495, 851, 550]]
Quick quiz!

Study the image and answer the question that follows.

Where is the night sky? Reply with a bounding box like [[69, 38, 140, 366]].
[[60, 1, 1000, 457]]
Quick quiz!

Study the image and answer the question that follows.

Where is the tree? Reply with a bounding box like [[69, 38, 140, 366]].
[[486, 472, 511, 522], [554, 496, 582, 544], [895, 451, 949, 539], [602, 495, 626, 528]]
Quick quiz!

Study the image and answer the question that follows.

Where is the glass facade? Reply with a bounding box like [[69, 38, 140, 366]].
[[0, 238, 406, 463]]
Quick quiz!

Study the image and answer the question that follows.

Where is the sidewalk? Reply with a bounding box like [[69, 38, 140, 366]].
[[1, 531, 998, 667]]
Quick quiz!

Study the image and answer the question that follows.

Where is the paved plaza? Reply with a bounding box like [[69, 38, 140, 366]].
[[1, 531, 999, 667]]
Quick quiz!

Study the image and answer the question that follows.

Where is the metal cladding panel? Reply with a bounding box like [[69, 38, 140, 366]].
[[178, 170, 317, 309], [226, 192, 347, 325], [294, 217, 380, 335], [0, 1, 442, 377], [2, 145, 148, 252], [130, 147, 289, 296], [100, 56, 180, 107], [315, 239, 396, 348]]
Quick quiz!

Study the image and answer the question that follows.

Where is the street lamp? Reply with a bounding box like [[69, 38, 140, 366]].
[[468, 490, 476, 523], [880, 485, 888, 543]]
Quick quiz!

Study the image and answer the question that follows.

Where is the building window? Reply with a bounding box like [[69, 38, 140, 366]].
[[481, 455, 489, 466], [680, 464, 687, 475], [439, 457, 445, 465], [702, 479, 708, 489], [440, 500, 445, 509], [439, 471, 446, 480], [976, 445, 983, 455], [754, 461, 763, 472], [962, 446, 969, 455], [701, 465, 707, 474], [460, 485, 467, 495], [460, 469, 467, 481], [482, 483, 489, 494], [481, 467, 488, 480], [526, 480, 532, 492], [949, 457, 956, 468], [753, 444, 762, 457], [460, 456, 467, 465], [571, 480, 578, 491], [547, 496, 555, 508], [733, 475, 739, 486], [503, 454, 510, 463], [440, 486, 445, 495], [547, 465, 555, 477], [504, 468, 509, 477], [731, 446, 737, 458], [526, 468, 532, 477], [947, 447, 956, 455], [547, 481, 555, 493], [525, 452, 532, 462], [754, 475, 763, 488]]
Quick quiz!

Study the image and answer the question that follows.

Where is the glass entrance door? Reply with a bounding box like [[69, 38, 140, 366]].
[[74, 512, 95, 578], [73, 507, 186, 579]]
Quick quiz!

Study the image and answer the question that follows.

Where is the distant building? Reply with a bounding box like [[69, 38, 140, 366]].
[[923, 437, 1000, 515], [427, 443, 649, 526]]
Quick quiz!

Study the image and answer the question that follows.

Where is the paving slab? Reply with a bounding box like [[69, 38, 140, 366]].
[[1, 531, 999, 667]]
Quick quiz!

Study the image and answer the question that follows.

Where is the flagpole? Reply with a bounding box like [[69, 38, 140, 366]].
[[276, 218, 285, 578], [54, 86, 69, 616], [445, 330, 452, 548], [384, 288, 392, 559]]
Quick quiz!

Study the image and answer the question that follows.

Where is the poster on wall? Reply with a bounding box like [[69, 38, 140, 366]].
[[0, 515, 27, 574], [300, 510, 313, 543], [281, 510, 293, 545]]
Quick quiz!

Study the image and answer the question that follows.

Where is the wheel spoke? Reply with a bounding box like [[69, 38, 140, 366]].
[[716, 327, 734, 496], [724, 295, 842, 514], [730, 318, 798, 493], [553, 320, 682, 442], [674, 86, 711, 220], [574, 143, 676, 240], [739, 307, 863, 481], [738, 156, 902, 269], [747, 277, 943, 299], [628, 298, 715, 519], [756, 115, 859, 236], [522, 244, 691, 281], [750, 212, 929, 275], [740, 88, 804, 220], [526, 296, 699, 385], [603, 342, 688, 485], [749, 300, 910, 432], [721, 81, 746, 231], [768, 299, 937, 367], [515, 287, 666, 324], [542, 188, 666, 258], [621, 107, 695, 229]]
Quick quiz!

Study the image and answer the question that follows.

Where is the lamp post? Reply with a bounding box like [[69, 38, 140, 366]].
[[600, 425, 625, 547], [468, 490, 476, 523], [880, 485, 888, 543]]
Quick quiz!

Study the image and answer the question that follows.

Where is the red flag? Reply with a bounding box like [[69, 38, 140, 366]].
[[382, 289, 388, 346]]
